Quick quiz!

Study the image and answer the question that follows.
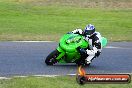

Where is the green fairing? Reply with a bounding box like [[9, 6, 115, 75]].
[[59, 34, 89, 52], [57, 34, 89, 63], [101, 37, 108, 47], [56, 34, 107, 63]]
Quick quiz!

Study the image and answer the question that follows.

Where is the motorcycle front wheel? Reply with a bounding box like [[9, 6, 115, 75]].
[[45, 49, 59, 65]]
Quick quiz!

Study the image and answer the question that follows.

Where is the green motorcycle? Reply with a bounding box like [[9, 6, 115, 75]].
[[45, 33, 107, 65]]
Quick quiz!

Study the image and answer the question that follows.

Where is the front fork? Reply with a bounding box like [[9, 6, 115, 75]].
[[56, 47, 65, 62]]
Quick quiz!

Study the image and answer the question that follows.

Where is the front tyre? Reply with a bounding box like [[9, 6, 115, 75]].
[[45, 49, 59, 65]]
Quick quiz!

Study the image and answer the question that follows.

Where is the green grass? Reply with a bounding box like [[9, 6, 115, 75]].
[[0, 76, 131, 88], [0, 0, 132, 41]]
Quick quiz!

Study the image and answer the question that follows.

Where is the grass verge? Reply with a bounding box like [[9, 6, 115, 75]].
[[0, 76, 131, 88], [0, 0, 132, 41]]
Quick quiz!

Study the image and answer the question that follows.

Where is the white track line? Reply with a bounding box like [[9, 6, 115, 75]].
[[0, 77, 11, 80], [14, 76, 28, 78], [8, 41, 129, 49], [11, 41, 124, 49], [33, 75, 59, 77], [105, 46, 121, 49], [0, 73, 131, 79]]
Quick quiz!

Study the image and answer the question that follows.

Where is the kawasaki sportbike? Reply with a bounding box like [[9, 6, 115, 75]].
[[45, 33, 107, 65]]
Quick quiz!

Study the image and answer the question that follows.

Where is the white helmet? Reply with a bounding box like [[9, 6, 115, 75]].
[[84, 24, 95, 36]]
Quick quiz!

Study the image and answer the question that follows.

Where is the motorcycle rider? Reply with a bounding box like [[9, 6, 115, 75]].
[[70, 24, 102, 65]]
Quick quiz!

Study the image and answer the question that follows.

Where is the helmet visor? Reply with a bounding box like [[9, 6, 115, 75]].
[[84, 30, 94, 35]]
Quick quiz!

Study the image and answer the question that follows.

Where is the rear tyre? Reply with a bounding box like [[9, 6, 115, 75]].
[[45, 49, 59, 65], [85, 63, 91, 66], [76, 75, 86, 85], [76, 60, 91, 66]]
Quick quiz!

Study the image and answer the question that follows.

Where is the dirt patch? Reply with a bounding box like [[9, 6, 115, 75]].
[[14, 0, 132, 8]]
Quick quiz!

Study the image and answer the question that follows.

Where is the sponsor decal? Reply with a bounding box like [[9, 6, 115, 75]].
[[76, 66, 131, 84]]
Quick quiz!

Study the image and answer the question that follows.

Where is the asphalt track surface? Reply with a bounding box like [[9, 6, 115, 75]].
[[0, 42, 132, 77]]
